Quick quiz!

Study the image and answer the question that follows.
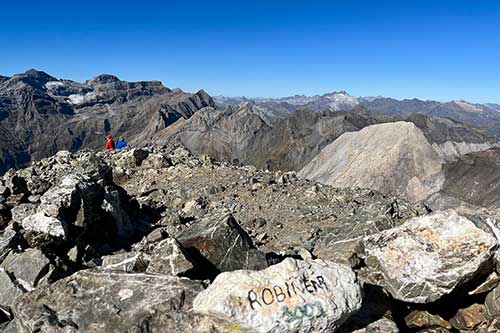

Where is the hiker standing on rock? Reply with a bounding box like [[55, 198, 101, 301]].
[[104, 134, 115, 151]]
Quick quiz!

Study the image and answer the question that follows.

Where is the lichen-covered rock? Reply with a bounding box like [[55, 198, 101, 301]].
[[360, 210, 498, 303], [146, 238, 194, 276], [193, 258, 362, 333], [176, 213, 267, 274], [13, 270, 204, 333]]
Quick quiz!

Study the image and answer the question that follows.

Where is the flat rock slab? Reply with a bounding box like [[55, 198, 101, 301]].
[[193, 258, 362, 333], [0, 248, 50, 290], [0, 268, 23, 309], [361, 210, 498, 303], [14, 270, 204, 333]]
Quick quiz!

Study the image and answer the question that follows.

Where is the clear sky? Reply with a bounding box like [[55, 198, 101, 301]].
[[1, 0, 499, 102]]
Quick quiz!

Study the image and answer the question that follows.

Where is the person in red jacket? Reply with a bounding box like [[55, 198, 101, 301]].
[[104, 134, 115, 151]]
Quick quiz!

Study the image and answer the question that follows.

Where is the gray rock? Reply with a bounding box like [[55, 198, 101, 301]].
[[486, 283, 500, 318], [10, 204, 38, 224], [193, 258, 362, 333], [146, 238, 194, 276], [0, 268, 23, 310], [101, 252, 146, 272], [0, 227, 17, 262], [176, 213, 267, 274], [21, 213, 65, 238], [0, 248, 50, 290], [38, 174, 83, 219], [349, 318, 399, 333], [0, 320, 18, 333], [360, 210, 498, 303], [14, 270, 204, 333]]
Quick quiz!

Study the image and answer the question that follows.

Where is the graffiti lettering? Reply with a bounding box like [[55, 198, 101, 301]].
[[247, 275, 328, 309], [281, 301, 325, 323]]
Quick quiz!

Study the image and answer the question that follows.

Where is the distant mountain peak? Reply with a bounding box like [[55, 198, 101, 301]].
[[85, 74, 121, 85]]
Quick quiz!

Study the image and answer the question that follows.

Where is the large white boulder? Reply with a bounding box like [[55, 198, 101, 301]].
[[193, 258, 362, 333], [361, 210, 498, 303]]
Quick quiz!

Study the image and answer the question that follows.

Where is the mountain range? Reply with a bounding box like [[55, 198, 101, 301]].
[[1, 69, 500, 209], [214, 92, 500, 138]]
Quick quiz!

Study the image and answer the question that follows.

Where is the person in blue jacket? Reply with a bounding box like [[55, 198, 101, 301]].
[[116, 138, 128, 149]]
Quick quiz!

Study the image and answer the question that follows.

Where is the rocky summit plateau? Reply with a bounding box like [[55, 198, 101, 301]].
[[1, 70, 500, 333]]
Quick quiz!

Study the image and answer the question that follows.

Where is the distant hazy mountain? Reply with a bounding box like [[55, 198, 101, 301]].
[[484, 103, 500, 110], [215, 93, 500, 138]]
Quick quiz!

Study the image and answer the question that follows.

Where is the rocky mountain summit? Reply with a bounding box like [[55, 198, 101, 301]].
[[0, 146, 500, 332]]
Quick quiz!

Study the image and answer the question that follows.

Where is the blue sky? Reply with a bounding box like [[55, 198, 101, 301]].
[[1, 0, 499, 102]]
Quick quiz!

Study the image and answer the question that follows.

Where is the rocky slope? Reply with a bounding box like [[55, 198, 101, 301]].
[[0, 146, 500, 332], [299, 120, 500, 206], [156, 105, 375, 171], [0, 69, 214, 174], [298, 121, 446, 202]]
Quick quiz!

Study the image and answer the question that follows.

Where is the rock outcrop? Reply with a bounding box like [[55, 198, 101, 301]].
[[360, 210, 498, 303], [193, 258, 362, 332]]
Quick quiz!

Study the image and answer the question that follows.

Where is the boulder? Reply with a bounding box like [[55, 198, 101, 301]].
[[21, 213, 66, 238], [0, 248, 51, 290], [349, 318, 399, 333], [193, 258, 362, 333], [0, 320, 18, 333], [13, 270, 204, 332], [0, 227, 17, 262], [101, 252, 146, 272], [176, 213, 267, 275], [146, 238, 194, 276], [468, 271, 500, 295], [10, 204, 38, 224], [449, 303, 487, 330], [485, 283, 500, 318], [405, 310, 452, 330], [360, 210, 497, 303], [0, 268, 23, 310], [38, 175, 83, 219], [481, 317, 500, 333]]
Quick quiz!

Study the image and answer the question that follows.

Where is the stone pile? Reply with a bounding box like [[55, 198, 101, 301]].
[[0, 146, 499, 332]]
